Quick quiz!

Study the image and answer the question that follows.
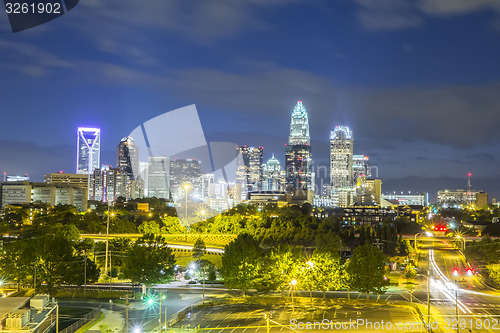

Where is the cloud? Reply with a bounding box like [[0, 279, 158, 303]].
[[354, 0, 500, 31], [354, 0, 423, 31]]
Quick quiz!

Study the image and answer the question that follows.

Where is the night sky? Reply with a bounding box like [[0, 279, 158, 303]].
[[1, 0, 500, 201]]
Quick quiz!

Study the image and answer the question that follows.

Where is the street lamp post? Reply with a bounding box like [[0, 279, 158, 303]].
[[456, 235, 465, 252], [290, 279, 297, 312], [183, 184, 190, 242], [414, 233, 421, 253], [105, 201, 111, 276]]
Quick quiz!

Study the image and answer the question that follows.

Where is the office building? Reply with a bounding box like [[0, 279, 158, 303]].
[[330, 126, 353, 190], [262, 154, 285, 191], [352, 154, 370, 183], [437, 189, 488, 207], [146, 156, 170, 199], [76, 127, 100, 174], [236, 146, 263, 193], [88, 166, 126, 202], [285, 101, 313, 192], [44, 172, 89, 191], [381, 193, 428, 206], [170, 158, 202, 200], [116, 136, 139, 199], [3, 172, 29, 182], [0, 181, 87, 211]]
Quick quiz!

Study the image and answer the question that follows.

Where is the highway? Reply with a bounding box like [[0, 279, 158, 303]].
[[413, 237, 500, 332]]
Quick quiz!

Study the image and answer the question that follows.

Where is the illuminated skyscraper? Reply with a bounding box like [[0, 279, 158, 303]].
[[330, 126, 353, 190], [146, 156, 170, 199], [352, 154, 370, 184], [262, 154, 285, 191], [116, 136, 139, 198], [236, 146, 263, 192], [285, 101, 313, 191], [76, 127, 100, 174]]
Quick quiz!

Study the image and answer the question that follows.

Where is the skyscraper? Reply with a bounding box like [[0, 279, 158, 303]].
[[236, 146, 263, 192], [76, 127, 100, 174], [285, 101, 313, 192], [146, 156, 170, 199], [262, 154, 285, 191], [330, 126, 353, 190], [352, 154, 370, 184], [170, 158, 202, 200], [88, 165, 126, 202], [116, 136, 139, 198]]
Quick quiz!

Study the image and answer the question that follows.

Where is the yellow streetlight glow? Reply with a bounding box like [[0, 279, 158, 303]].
[[291, 279, 297, 286], [183, 184, 190, 190], [306, 260, 314, 268]]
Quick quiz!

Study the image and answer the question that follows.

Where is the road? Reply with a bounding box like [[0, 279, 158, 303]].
[[411, 237, 500, 333]]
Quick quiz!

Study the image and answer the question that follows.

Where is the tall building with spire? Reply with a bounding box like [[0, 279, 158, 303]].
[[285, 101, 313, 192], [76, 127, 100, 174]]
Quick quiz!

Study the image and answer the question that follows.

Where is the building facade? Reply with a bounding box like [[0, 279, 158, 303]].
[[88, 166, 126, 202], [285, 101, 313, 192], [170, 158, 202, 200], [236, 146, 263, 193], [76, 127, 100, 174], [0, 181, 88, 211], [262, 154, 285, 191], [352, 154, 370, 183], [116, 136, 139, 199], [330, 126, 353, 191], [146, 156, 170, 199]]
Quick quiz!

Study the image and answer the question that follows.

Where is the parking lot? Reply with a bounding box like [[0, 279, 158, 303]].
[[170, 302, 423, 333]]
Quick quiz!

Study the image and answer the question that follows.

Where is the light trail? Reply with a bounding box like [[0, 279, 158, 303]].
[[429, 249, 472, 314]]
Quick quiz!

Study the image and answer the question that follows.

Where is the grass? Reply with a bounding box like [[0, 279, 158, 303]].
[[74, 311, 104, 333]]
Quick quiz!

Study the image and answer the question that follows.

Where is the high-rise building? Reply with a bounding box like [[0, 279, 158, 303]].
[[44, 172, 89, 191], [236, 146, 263, 192], [76, 127, 100, 174], [88, 166, 126, 202], [352, 154, 370, 184], [116, 136, 139, 199], [146, 156, 170, 199], [262, 154, 285, 191], [285, 101, 313, 192], [170, 158, 202, 200], [330, 126, 353, 190]]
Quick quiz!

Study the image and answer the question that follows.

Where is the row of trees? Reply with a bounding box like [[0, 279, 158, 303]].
[[0, 227, 177, 294], [220, 234, 390, 297]]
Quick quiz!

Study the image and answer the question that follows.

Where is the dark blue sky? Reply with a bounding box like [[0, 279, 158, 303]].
[[1, 0, 500, 200]]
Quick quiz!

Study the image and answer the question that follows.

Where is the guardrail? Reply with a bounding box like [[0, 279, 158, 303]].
[[58, 305, 101, 333]]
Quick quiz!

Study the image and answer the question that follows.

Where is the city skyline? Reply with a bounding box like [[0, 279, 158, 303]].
[[1, 1, 500, 200]]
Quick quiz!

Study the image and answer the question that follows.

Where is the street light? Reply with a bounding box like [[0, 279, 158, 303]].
[[414, 233, 421, 253], [456, 235, 465, 252], [104, 201, 112, 276], [290, 279, 297, 311], [415, 272, 431, 333], [183, 184, 190, 242]]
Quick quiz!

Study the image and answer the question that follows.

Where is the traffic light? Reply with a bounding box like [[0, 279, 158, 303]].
[[453, 269, 459, 276], [466, 269, 473, 276]]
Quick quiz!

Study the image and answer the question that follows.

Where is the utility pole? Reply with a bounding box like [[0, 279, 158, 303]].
[[202, 265, 206, 304], [84, 252, 87, 294], [428, 250, 432, 333], [159, 292, 162, 333], [33, 263, 36, 295], [126, 295, 129, 333], [455, 282, 459, 333]]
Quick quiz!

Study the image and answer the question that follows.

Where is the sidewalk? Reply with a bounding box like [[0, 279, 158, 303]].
[[87, 308, 124, 333]]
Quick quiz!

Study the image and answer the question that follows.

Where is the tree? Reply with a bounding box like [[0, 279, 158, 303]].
[[346, 244, 389, 298], [192, 236, 206, 262], [310, 251, 344, 298], [34, 234, 77, 295], [122, 234, 176, 285], [0, 239, 34, 290], [138, 221, 160, 235], [221, 234, 262, 295]]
